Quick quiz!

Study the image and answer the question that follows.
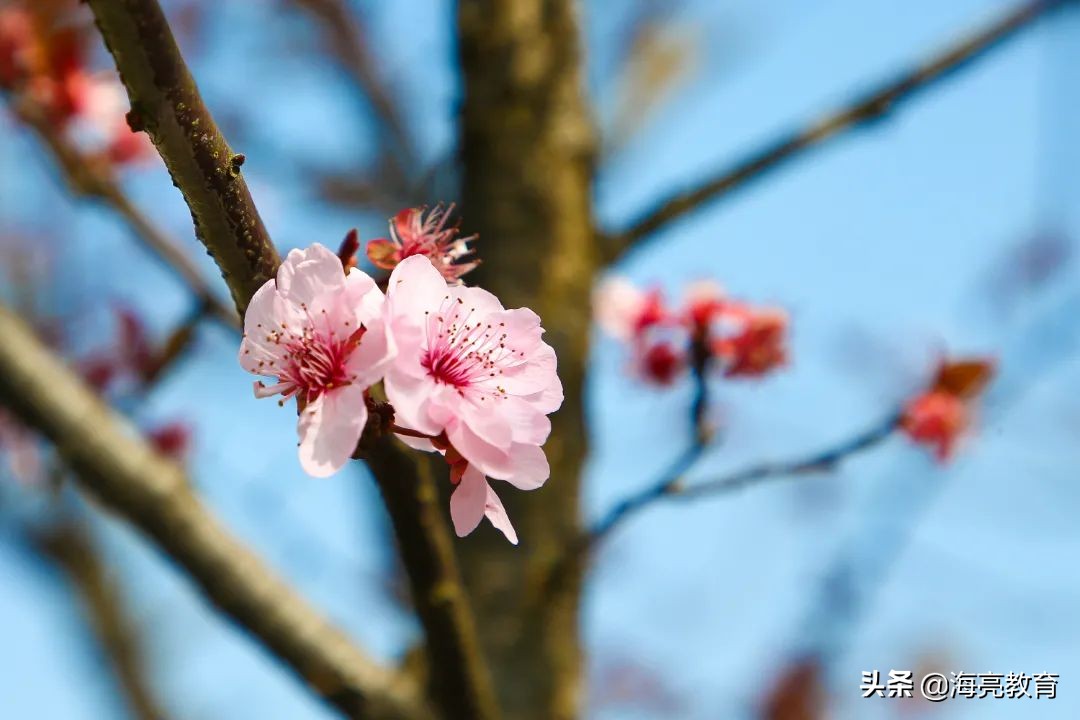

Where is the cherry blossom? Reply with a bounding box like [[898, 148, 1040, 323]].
[[711, 308, 788, 378], [900, 357, 994, 462], [593, 276, 668, 342], [900, 390, 967, 461], [383, 255, 562, 543], [595, 276, 788, 384], [240, 244, 395, 477], [367, 205, 479, 284]]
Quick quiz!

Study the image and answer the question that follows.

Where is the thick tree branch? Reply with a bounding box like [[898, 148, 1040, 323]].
[[82, 4, 497, 717], [366, 443, 501, 720], [6, 99, 239, 330], [604, 0, 1070, 257], [587, 412, 902, 547], [33, 513, 173, 720], [85, 0, 279, 317], [0, 305, 425, 720]]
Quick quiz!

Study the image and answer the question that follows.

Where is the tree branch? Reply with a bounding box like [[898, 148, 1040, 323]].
[[288, 0, 414, 171], [6, 99, 239, 330], [586, 412, 902, 547], [33, 512, 174, 720], [82, 4, 497, 717], [85, 0, 279, 317], [0, 304, 425, 720], [604, 0, 1070, 257], [366, 443, 501, 720]]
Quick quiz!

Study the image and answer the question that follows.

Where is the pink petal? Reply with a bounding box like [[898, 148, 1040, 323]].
[[447, 421, 514, 480], [483, 482, 518, 545], [594, 277, 645, 340], [346, 317, 396, 389], [239, 280, 296, 375], [276, 244, 346, 307], [503, 443, 549, 490], [384, 369, 442, 436], [449, 465, 488, 537], [386, 255, 450, 321], [457, 284, 506, 317], [296, 385, 368, 477], [501, 396, 551, 445], [458, 396, 514, 449]]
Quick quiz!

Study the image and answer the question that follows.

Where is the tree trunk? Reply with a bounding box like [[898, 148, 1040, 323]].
[[456, 1, 596, 718]]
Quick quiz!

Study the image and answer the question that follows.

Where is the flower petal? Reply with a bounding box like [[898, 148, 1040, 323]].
[[449, 465, 488, 538], [503, 443, 549, 490], [447, 421, 513, 480], [483, 482, 518, 545], [384, 369, 442, 436], [276, 244, 346, 307], [386, 255, 449, 320], [297, 385, 367, 477]]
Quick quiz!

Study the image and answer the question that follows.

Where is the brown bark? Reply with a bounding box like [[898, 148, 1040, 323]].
[[0, 305, 425, 720], [86, 0, 279, 317], [457, 1, 597, 718]]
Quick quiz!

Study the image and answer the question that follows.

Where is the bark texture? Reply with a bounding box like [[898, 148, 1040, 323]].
[[0, 305, 425, 720], [457, 2, 597, 718]]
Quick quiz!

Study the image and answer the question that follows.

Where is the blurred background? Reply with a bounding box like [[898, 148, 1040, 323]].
[[1, 0, 1079, 718]]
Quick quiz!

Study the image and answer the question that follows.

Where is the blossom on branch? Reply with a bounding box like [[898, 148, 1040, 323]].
[[0, 5, 151, 166], [383, 255, 562, 544], [900, 357, 994, 462], [366, 205, 479, 284], [594, 275, 788, 384], [240, 244, 395, 477]]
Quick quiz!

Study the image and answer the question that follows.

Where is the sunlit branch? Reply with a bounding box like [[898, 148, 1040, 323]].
[[0, 304, 426, 720], [366, 444, 501, 720], [6, 99, 239, 330], [83, 3, 498, 717], [86, 0, 279, 316], [603, 0, 1070, 258]]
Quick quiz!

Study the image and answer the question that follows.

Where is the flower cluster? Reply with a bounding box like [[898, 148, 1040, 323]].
[[240, 226, 561, 544], [0, 5, 151, 165], [900, 357, 994, 462], [595, 277, 788, 384], [366, 204, 479, 285]]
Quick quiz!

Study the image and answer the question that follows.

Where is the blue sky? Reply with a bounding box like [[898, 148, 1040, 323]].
[[1, 0, 1079, 718]]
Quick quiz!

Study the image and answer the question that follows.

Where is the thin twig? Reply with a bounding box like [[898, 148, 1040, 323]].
[[603, 0, 1070, 257], [586, 412, 902, 547], [6, 99, 239, 330], [33, 510, 174, 720], [289, 0, 415, 173], [0, 304, 426, 720]]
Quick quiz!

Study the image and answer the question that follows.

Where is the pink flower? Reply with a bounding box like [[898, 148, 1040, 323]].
[[900, 390, 968, 462], [681, 280, 726, 330], [711, 307, 788, 378], [367, 205, 479, 284], [239, 244, 395, 477], [594, 276, 668, 342], [383, 255, 562, 544]]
